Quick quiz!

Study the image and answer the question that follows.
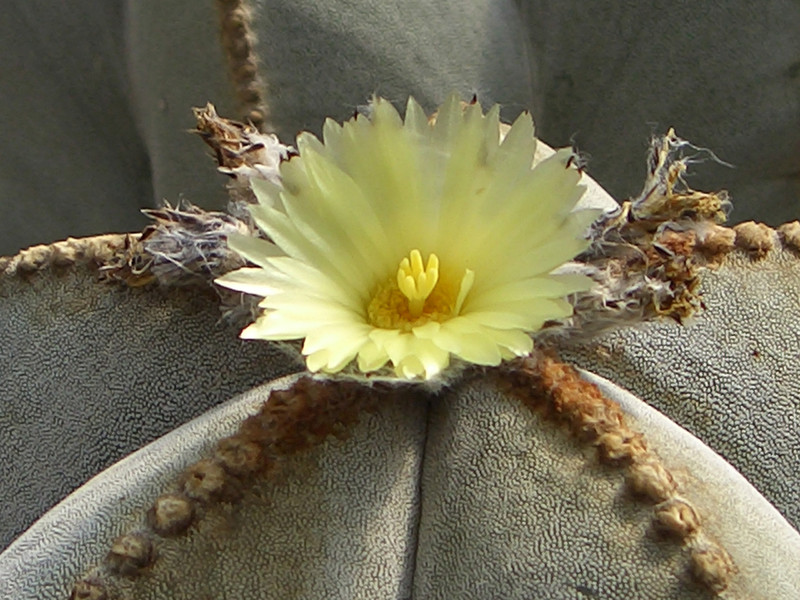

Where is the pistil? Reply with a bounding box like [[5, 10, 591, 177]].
[[397, 250, 439, 317]]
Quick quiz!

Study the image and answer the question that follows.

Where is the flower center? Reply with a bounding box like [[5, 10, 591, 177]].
[[367, 250, 474, 331]]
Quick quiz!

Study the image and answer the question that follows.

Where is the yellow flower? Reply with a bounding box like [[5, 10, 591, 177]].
[[216, 94, 597, 380]]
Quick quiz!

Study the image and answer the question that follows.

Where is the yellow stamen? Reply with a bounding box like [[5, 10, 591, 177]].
[[367, 252, 473, 331], [397, 250, 439, 317]]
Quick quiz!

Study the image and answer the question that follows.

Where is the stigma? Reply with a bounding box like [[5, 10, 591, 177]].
[[397, 250, 439, 317], [367, 250, 454, 331]]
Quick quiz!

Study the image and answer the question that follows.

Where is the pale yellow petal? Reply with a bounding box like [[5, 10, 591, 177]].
[[255, 205, 373, 294], [214, 267, 282, 296], [497, 110, 536, 160], [241, 312, 309, 340], [407, 337, 450, 379], [302, 322, 372, 355], [447, 149, 587, 274], [322, 116, 344, 148], [369, 329, 413, 365], [434, 102, 494, 246], [395, 355, 425, 379], [481, 104, 501, 162], [465, 274, 592, 312], [288, 147, 395, 276], [296, 130, 326, 156], [482, 327, 534, 357], [429, 319, 502, 365], [357, 340, 391, 372], [465, 297, 573, 330], [250, 177, 283, 208], [262, 257, 359, 308], [431, 93, 463, 147], [411, 320, 441, 339], [308, 330, 370, 373], [226, 233, 283, 269], [258, 296, 359, 323], [403, 96, 430, 136], [305, 349, 331, 373], [452, 332, 502, 366], [335, 107, 429, 258]]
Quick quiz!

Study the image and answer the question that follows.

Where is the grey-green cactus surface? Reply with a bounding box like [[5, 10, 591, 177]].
[[2, 227, 800, 598], [563, 245, 800, 530], [2, 2, 800, 597], [2, 369, 799, 598], [0, 237, 302, 550]]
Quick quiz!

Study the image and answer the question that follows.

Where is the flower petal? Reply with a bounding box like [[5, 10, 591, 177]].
[[215, 267, 282, 296], [357, 340, 391, 372], [430, 319, 502, 365], [241, 312, 309, 340], [484, 327, 534, 357], [306, 328, 370, 373], [302, 322, 372, 355], [226, 234, 283, 269], [465, 297, 574, 330], [465, 273, 592, 312]]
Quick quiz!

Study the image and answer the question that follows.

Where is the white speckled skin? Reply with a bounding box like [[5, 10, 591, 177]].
[[5, 234, 800, 598], [0, 259, 302, 551], [583, 371, 800, 600], [3, 372, 799, 598], [0, 374, 427, 600], [563, 247, 800, 531], [0, 375, 301, 599]]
